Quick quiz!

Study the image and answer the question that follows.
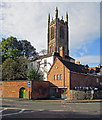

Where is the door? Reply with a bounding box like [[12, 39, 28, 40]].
[[19, 88, 26, 98]]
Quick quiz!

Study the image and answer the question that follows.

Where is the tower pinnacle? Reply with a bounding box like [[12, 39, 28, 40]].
[[55, 7, 58, 19], [48, 13, 50, 23], [66, 12, 68, 22]]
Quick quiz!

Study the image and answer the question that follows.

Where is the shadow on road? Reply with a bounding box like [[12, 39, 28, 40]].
[[2, 110, 101, 120]]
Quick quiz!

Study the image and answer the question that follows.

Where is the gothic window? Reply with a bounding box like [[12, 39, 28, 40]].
[[60, 27, 64, 39], [51, 27, 54, 40], [50, 46, 52, 53]]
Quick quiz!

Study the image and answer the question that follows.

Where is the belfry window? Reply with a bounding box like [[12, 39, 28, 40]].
[[51, 27, 54, 40], [60, 27, 64, 39]]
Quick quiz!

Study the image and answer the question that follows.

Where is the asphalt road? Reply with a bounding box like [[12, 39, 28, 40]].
[[0, 98, 102, 119]]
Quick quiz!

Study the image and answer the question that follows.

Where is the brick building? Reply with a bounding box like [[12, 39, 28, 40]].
[[47, 48, 102, 99]]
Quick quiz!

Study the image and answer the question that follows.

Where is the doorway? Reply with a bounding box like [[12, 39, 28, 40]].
[[19, 87, 26, 98]]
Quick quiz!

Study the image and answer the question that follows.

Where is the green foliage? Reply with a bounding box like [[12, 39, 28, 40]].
[[15, 56, 28, 80], [1, 36, 36, 62], [1, 36, 21, 62], [20, 40, 36, 57], [2, 58, 17, 80], [2, 56, 28, 81], [27, 66, 43, 81]]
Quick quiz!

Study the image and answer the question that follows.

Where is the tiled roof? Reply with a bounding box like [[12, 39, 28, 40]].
[[58, 58, 85, 73]]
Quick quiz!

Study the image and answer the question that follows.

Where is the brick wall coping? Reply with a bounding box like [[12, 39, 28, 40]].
[[1, 80, 29, 82]]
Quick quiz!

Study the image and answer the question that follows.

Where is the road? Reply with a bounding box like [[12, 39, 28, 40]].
[[0, 98, 102, 119]]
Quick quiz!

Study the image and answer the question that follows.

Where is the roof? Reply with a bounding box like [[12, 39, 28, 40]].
[[58, 58, 85, 73], [65, 55, 75, 60]]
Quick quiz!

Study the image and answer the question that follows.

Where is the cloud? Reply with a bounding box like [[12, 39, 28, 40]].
[[1, 2, 100, 53], [2, 0, 102, 2], [1, 2, 100, 67], [75, 55, 100, 65]]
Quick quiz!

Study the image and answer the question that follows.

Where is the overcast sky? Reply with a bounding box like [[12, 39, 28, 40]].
[[0, 1, 101, 67]]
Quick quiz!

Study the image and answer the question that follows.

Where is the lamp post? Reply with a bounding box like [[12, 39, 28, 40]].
[[28, 59, 31, 100]]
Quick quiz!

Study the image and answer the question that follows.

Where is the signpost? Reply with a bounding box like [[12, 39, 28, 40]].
[[28, 81, 31, 100]]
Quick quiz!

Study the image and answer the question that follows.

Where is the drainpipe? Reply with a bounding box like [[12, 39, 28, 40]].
[[63, 65, 65, 87]]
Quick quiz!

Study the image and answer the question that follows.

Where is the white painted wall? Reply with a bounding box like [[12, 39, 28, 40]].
[[30, 55, 54, 81]]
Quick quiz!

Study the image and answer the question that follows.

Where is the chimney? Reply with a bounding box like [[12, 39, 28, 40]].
[[76, 61, 80, 65], [98, 64, 101, 68], [60, 46, 65, 58]]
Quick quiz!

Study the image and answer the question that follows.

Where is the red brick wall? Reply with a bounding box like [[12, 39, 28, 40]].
[[48, 58, 70, 89], [31, 81, 50, 99], [2, 80, 31, 98], [70, 72, 102, 89], [2, 80, 50, 99]]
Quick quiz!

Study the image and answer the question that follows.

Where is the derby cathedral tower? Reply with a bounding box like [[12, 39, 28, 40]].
[[47, 7, 69, 56]]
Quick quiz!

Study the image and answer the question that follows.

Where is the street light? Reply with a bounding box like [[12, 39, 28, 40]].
[[28, 60, 31, 100]]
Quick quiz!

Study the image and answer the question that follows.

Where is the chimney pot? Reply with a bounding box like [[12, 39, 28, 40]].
[[76, 61, 80, 65]]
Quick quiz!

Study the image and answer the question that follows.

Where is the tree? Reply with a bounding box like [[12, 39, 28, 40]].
[[39, 49, 47, 56], [2, 58, 17, 80], [20, 40, 36, 58], [27, 66, 43, 81], [15, 56, 28, 80], [1, 36, 37, 62], [2, 56, 28, 81], [1, 36, 21, 62]]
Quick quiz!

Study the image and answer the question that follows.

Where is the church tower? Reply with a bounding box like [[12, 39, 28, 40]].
[[47, 7, 69, 56]]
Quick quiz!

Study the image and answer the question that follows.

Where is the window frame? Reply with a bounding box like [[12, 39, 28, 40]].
[[54, 75, 56, 80], [60, 74, 62, 80], [57, 74, 59, 80]]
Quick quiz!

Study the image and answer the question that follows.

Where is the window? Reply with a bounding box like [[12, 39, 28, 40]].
[[57, 74, 59, 80], [51, 27, 54, 40], [44, 60, 47, 67], [54, 75, 56, 80], [96, 78, 99, 83], [60, 27, 64, 39], [60, 74, 62, 80]]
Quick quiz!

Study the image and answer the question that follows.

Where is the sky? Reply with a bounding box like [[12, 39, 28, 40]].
[[0, 1, 101, 67]]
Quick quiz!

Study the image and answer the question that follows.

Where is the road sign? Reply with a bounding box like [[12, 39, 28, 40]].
[[28, 81, 31, 88], [28, 81, 31, 85]]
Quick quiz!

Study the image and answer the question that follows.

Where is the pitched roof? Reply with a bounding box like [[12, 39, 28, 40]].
[[58, 58, 85, 73]]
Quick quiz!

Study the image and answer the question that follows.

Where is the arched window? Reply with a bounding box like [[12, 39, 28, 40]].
[[51, 27, 54, 40], [60, 27, 64, 39]]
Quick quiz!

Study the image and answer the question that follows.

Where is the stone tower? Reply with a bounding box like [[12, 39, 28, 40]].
[[47, 7, 69, 56]]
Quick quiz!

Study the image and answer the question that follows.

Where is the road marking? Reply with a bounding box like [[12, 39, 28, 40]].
[[36, 109, 44, 111], [0, 109, 25, 117], [49, 110, 65, 112]]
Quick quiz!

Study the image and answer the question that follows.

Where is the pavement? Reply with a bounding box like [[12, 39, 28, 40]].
[[1, 97, 102, 119], [1, 97, 102, 103]]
